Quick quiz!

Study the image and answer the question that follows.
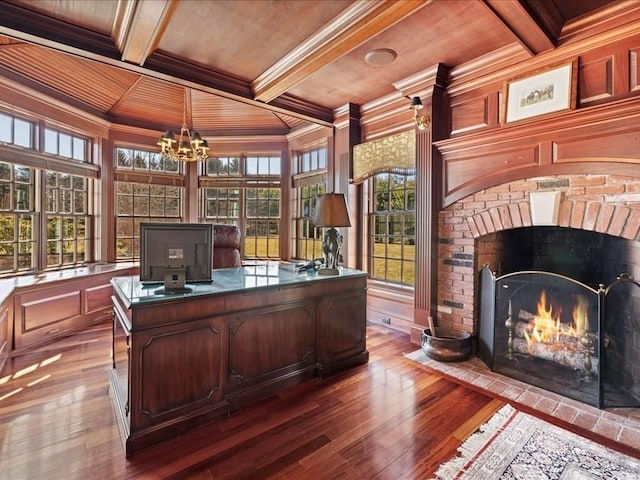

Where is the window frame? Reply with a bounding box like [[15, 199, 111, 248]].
[[200, 153, 282, 260], [367, 172, 416, 286]]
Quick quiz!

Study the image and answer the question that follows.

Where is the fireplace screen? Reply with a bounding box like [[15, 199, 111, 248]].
[[479, 266, 640, 408]]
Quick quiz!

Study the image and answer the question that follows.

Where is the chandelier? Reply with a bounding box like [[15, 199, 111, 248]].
[[157, 93, 209, 162]]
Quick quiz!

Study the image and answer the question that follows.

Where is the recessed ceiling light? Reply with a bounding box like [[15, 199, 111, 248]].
[[364, 48, 397, 67]]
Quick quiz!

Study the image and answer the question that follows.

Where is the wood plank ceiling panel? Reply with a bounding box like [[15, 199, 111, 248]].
[[110, 77, 184, 128], [190, 90, 287, 131], [0, 43, 139, 112]]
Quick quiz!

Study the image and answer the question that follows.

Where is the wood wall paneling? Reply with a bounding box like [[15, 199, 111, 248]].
[[444, 147, 539, 200], [11, 270, 128, 352], [554, 129, 640, 162], [85, 283, 113, 314], [450, 95, 491, 135], [21, 291, 81, 330], [579, 55, 614, 103], [632, 47, 640, 92], [0, 299, 8, 371]]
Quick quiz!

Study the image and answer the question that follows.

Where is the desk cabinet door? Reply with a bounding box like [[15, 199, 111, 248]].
[[317, 289, 366, 364], [227, 301, 315, 393]]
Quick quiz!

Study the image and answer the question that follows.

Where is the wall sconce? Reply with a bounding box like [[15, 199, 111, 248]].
[[410, 96, 430, 131]]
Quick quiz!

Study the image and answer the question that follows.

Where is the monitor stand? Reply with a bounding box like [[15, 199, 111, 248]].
[[156, 267, 192, 295]]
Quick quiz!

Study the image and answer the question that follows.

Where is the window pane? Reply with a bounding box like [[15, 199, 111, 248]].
[[58, 133, 71, 158], [117, 148, 132, 168], [13, 119, 32, 147], [0, 114, 11, 143], [246, 156, 258, 175], [0, 183, 10, 210], [0, 162, 11, 181], [44, 129, 58, 154], [73, 138, 86, 161]]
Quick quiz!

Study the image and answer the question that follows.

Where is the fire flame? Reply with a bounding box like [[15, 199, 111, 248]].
[[524, 290, 588, 345]]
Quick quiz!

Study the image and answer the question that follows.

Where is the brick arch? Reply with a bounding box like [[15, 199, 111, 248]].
[[467, 198, 640, 241]]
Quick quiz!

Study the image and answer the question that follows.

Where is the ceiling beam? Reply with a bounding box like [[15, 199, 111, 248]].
[[482, 0, 556, 56], [112, 0, 177, 66], [251, 0, 430, 104]]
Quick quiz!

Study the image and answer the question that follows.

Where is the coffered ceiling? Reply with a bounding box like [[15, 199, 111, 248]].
[[0, 0, 620, 137]]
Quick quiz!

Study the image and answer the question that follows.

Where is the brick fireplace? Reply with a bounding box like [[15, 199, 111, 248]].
[[436, 173, 640, 407], [436, 173, 640, 334]]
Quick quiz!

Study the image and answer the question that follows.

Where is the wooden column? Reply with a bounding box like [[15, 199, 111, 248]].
[[412, 64, 449, 342], [333, 103, 361, 269]]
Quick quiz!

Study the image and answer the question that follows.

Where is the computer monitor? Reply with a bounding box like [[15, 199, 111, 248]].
[[139, 223, 213, 293]]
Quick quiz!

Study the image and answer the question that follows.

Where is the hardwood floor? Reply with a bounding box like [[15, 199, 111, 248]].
[[0, 322, 503, 479]]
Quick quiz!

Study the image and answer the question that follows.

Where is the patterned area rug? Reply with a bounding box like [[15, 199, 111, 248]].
[[434, 404, 640, 479]]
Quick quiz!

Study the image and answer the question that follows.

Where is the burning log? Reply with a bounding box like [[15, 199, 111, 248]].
[[514, 320, 581, 345], [506, 308, 597, 372], [511, 338, 598, 372]]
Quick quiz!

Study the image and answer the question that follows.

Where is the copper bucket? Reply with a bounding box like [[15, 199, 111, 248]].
[[421, 327, 472, 362]]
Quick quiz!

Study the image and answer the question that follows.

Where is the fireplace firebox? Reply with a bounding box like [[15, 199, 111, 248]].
[[479, 266, 640, 408]]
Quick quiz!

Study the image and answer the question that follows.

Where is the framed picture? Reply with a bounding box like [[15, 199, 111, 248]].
[[504, 61, 577, 123]]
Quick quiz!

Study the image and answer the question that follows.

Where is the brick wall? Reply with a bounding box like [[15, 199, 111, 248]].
[[437, 174, 640, 334]]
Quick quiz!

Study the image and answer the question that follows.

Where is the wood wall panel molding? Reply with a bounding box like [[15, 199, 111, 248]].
[[85, 284, 113, 315], [579, 56, 614, 104], [631, 47, 640, 92], [437, 97, 640, 207], [22, 291, 81, 330], [554, 130, 640, 164], [450, 95, 491, 135], [444, 147, 540, 201], [448, 27, 640, 108]]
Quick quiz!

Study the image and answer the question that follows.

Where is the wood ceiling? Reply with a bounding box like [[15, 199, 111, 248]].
[[0, 0, 621, 138]]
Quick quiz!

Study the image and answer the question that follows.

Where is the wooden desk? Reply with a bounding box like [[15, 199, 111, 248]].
[[110, 263, 368, 455]]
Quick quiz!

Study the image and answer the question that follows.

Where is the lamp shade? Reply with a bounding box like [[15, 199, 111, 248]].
[[313, 193, 351, 228], [410, 96, 423, 109]]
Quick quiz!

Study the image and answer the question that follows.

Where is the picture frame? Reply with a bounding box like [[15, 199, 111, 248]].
[[504, 60, 577, 123]]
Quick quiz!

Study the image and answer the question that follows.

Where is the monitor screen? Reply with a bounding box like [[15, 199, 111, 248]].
[[139, 222, 213, 284]]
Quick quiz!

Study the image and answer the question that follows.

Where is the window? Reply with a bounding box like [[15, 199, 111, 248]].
[[369, 173, 416, 285], [292, 147, 327, 260], [205, 156, 240, 176], [44, 128, 88, 161], [244, 184, 280, 258], [45, 171, 91, 267], [203, 188, 240, 224], [114, 147, 184, 260], [0, 162, 36, 273], [0, 112, 34, 148], [0, 111, 98, 275], [201, 154, 281, 259], [116, 147, 179, 173]]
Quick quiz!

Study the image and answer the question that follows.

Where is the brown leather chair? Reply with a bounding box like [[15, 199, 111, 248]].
[[212, 224, 242, 268]]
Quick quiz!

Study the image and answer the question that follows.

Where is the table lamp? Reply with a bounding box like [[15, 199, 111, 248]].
[[313, 193, 352, 275]]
